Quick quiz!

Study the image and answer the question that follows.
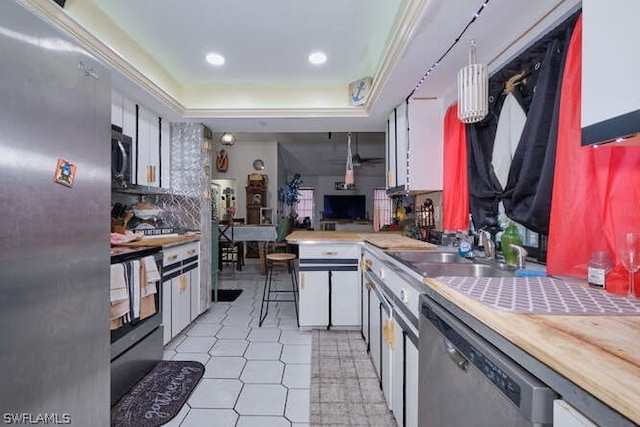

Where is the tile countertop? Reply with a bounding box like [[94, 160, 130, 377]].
[[424, 276, 640, 425]]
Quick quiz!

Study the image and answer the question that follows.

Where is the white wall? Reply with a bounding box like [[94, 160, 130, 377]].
[[211, 139, 278, 223]]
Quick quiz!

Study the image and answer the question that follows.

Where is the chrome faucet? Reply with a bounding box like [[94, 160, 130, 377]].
[[509, 244, 528, 269], [478, 230, 495, 260]]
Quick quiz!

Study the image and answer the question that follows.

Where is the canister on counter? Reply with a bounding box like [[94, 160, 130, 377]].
[[587, 251, 613, 289]]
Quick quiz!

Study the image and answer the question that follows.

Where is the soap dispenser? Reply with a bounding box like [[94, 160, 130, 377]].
[[501, 221, 523, 266]]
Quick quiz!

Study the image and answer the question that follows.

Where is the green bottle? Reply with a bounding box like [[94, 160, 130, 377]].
[[501, 222, 523, 266]]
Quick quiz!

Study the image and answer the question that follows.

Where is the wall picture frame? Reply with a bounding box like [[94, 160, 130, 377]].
[[260, 207, 273, 225]]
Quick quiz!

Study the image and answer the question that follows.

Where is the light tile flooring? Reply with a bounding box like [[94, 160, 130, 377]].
[[161, 262, 395, 426], [161, 263, 311, 427]]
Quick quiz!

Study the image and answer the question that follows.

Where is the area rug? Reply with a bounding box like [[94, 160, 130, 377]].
[[215, 289, 243, 302], [111, 360, 204, 427]]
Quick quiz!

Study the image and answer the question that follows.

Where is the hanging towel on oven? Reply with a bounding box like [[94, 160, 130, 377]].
[[126, 260, 141, 321], [110, 263, 130, 326], [141, 256, 160, 297], [110, 263, 129, 303]]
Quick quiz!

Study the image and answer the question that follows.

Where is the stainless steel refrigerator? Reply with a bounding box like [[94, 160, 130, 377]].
[[0, 1, 111, 425]]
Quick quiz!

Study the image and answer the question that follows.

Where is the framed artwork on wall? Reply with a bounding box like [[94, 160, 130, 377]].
[[260, 207, 273, 225]]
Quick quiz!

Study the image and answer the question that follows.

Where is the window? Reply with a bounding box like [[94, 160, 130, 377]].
[[373, 188, 392, 231], [296, 187, 314, 223]]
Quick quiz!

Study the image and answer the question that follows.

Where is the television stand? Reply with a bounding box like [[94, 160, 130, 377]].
[[320, 220, 373, 232]]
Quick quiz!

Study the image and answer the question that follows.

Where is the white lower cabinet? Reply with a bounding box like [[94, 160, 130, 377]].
[[369, 282, 382, 378], [391, 314, 419, 427], [363, 246, 420, 425], [361, 280, 370, 345], [405, 338, 419, 427], [554, 400, 597, 427], [331, 270, 360, 327], [299, 270, 330, 327], [162, 279, 172, 345], [171, 273, 191, 337], [189, 264, 200, 321], [298, 243, 361, 329], [161, 241, 200, 345]]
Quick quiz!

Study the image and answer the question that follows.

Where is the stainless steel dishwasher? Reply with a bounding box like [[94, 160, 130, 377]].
[[418, 295, 557, 426]]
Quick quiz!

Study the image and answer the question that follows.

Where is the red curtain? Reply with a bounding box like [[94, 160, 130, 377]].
[[442, 104, 469, 231], [548, 14, 640, 295]]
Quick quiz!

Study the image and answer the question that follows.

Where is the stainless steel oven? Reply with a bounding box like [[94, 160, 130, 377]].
[[110, 247, 163, 405], [111, 124, 133, 189], [418, 294, 557, 426]]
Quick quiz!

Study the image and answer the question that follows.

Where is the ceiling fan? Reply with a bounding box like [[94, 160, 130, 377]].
[[330, 132, 384, 167]]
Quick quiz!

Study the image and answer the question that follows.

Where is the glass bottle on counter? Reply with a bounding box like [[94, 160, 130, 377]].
[[501, 221, 523, 266], [587, 251, 614, 289]]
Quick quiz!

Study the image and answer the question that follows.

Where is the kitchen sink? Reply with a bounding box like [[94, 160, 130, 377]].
[[386, 249, 516, 278], [386, 250, 467, 264], [415, 262, 515, 278]]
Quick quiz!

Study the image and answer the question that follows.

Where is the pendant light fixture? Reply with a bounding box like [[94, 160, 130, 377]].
[[457, 40, 488, 123], [345, 132, 354, 185]]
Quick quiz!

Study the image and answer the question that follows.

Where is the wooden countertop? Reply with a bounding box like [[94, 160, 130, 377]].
[[425, 276, 640, 424], [113, 234, 200, 248], [286, 230, 437, 249]]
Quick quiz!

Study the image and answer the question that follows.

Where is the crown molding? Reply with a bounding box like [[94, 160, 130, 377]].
[[363, 0, 429, 111], [182, 107, 369, 119], [16, 0, 187, 116], [16, 0, 422, 120]]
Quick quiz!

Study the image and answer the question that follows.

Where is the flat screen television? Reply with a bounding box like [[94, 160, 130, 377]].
[[323, 195, 366, 220]]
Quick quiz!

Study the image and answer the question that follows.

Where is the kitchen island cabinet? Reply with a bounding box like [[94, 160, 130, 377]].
[[298, 242, 361, 329]]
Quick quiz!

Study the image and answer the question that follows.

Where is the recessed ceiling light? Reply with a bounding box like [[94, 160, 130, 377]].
[[308, 52, 327, 65], [206, 53, 225, 66]]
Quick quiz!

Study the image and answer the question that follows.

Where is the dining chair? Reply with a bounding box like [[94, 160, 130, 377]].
[[218, 219, 242, 273]]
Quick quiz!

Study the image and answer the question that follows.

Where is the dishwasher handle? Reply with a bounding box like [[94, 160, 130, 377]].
[[445, 339, 469, 371]]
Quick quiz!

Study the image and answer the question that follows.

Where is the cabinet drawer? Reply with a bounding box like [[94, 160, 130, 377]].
[[163, 242, 199, 264], [163, 242, 199, 272], [299, 244, 360, 260]]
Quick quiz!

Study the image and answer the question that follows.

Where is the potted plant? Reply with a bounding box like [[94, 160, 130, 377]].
[[284, 173, 302, 222]]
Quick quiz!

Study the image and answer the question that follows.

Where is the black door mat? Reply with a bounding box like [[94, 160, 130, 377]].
[[111, 360, 204, 427], [215, 289, 243, 302]]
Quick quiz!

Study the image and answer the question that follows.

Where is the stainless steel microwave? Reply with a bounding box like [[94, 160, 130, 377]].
[[111, 125, 133, 189]]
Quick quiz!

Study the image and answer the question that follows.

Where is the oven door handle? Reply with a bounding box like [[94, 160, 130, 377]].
[[444, 339, 469, 371]]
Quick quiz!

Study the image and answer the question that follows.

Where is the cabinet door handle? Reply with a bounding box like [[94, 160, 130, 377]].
[[178, 274, 188, 293], [389, 320, 396, 351], [322, 251, 338, 256], [167, 254, 178, 261], [187, 249, 196, 255], [300, 272, 305, 289]]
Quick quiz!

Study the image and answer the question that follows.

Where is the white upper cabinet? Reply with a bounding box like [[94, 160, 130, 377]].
[[111, 90, 169, 189], [407, 97, 443, 192], [160, 117, 171, 189], [582, 0, 640, 145], [387, 98, 444, 192], [111, 90, 123, 128], [386, 101, 409, 191], [136, 106, 161, 187]]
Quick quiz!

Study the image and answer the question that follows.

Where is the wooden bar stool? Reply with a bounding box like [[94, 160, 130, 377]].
[[259, 252, 299, 327]]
